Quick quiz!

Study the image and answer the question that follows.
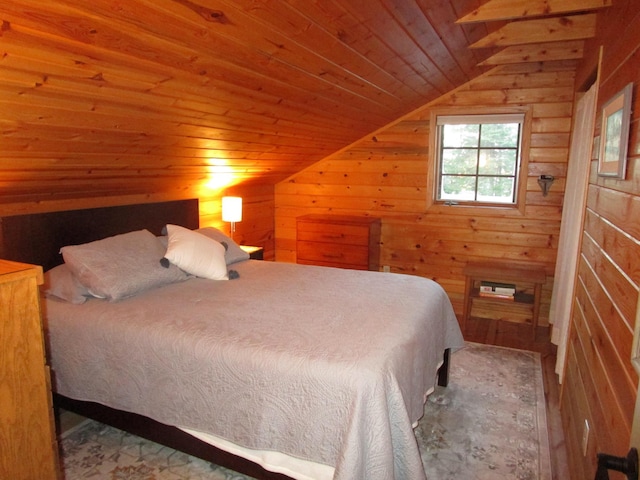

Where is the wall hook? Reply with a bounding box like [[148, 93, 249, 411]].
[[537, 175, 555, 197]]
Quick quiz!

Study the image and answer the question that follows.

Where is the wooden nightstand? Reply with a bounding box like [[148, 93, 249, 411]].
[[240, 245, 264, 260], [462, 261, 546, 336]]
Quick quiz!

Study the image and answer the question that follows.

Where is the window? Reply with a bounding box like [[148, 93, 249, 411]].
[[434, 113, 524, 205]]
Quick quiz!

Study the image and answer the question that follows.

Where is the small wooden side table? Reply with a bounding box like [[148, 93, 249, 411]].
[[462, 261, 546, 335], [240, 245, 264, 260]]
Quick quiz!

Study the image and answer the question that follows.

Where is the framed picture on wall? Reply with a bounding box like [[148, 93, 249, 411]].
[[597, 82, 633, 178]]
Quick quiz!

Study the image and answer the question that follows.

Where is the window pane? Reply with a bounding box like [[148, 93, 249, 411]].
[[478, 149, 517, 175], [440, 175, 476, 201], [477, 176, 515, 203], [442, 148, 477, 174], [480, 123, 519, 147], [435, 114, 523, 206], [442, 124, 479, 148]]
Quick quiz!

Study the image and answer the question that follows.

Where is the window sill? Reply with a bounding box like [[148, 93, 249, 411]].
[[426, 201, 526, 217]]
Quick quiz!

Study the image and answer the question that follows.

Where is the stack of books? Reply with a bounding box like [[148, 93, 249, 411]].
[[479, 281, 516, 300]]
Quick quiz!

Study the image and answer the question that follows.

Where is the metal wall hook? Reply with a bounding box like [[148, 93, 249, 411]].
[[537, 175, 555, 197], [595, 448, 638, 480]]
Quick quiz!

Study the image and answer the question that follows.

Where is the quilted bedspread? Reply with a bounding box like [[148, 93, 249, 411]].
[[45, 260, 464, 480]]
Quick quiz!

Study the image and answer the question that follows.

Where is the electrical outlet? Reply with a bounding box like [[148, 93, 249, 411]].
[[582, 419, 590, 456], [382, 265, 391, 272]]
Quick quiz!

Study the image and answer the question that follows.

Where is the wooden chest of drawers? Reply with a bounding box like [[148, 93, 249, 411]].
[[0, 260, 60, 480], [296, 214, 381, 271]]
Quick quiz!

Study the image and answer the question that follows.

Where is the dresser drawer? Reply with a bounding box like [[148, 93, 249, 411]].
[[296, 222, 370, 246], [297, 241, 370, 269], [296, 215, 381, 271]]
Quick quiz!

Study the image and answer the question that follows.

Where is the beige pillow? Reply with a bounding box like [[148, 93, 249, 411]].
[[196, 227, 250, 265], [61, 229, 188, 301], [42, 264, 92, 304]]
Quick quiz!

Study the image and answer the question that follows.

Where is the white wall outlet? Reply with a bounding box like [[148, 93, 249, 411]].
[[382, 265, 391, 272], [582, 419, 590, 456]]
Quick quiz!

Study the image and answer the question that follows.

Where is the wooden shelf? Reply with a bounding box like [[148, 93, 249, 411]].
[[462, 261, 546, 335]]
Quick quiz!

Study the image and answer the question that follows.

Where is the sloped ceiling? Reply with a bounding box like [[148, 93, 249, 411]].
[[0, 0, 607, 203]]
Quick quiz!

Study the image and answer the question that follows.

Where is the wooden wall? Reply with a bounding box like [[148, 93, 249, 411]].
[[275, 60, 576, 325], [200, 182, 275, 260], [561, 1, 640, 477]]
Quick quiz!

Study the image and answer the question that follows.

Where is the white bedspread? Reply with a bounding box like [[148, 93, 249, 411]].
[[45, 260, 464, 480]]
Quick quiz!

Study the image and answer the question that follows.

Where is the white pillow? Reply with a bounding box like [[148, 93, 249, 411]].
[[164, 224, 228, 280]]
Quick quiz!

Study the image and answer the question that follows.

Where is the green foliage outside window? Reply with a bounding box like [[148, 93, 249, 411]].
[[438, 121, 521, 204]]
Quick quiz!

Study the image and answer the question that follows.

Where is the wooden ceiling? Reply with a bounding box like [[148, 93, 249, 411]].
[[0, 0, 608, 204]]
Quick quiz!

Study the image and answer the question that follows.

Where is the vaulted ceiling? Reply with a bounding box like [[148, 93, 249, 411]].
[[0, 0, 608, 203]]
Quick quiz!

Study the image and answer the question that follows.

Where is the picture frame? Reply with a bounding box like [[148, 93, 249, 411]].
[[597, 82, 633, 178]]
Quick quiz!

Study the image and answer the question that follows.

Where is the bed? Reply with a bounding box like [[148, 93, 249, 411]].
[[0, 199, 464, 480]]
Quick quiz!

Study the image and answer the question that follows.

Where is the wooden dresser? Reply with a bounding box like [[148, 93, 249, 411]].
[[0, 260, 60, 480], [296, 214, 381, 270]]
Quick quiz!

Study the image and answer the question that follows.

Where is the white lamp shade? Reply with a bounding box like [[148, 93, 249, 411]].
[[222, 196, 242, 223]]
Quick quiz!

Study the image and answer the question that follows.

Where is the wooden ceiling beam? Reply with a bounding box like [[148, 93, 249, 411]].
[[478, 40, 584, 65], [458, 0, 611, 24], [470, 14, 596, 48]]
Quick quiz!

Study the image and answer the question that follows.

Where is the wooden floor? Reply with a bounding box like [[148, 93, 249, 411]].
[[464, 316, 571, 480]]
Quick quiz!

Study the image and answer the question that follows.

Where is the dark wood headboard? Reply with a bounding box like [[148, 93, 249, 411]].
[[0, 199, 199, 271]]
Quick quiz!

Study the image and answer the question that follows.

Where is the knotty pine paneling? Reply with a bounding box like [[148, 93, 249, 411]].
[[0, 0, 499, 208], [561, 349, 589, 479], [276, 60, 576, 327], [561, 1, 640, 478], [200, 183, 275, 260]]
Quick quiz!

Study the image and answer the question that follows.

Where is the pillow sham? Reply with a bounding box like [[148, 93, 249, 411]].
[[163, 224, 229, 280], [42, 263, 92, 304], [196, 227, 250, 265], [61, 229, 188, 301]]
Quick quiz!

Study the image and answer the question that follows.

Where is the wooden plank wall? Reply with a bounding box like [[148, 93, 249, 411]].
[[275, 60, 576, 325], [200, 183, 275, 260], [561, 0, 640, 477]]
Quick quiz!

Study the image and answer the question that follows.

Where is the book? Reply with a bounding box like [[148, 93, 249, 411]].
[[479, 291, 515, 300], [479, 281, 516, 296]]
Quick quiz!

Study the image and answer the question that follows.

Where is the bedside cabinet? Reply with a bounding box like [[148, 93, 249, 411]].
[[296, 214, 381, 270], [0, 260, 60, 480], [240, 245, 264, 260], [462, 261, 546, 336]]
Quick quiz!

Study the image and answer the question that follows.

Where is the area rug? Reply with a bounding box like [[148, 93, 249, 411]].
[[59, 342, 551, 480]]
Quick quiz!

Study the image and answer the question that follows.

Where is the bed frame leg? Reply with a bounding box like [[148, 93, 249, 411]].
[[437, 348, 451, 387]]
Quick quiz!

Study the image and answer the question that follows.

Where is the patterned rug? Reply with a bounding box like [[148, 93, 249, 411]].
[[59, 342, 551, 480]]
